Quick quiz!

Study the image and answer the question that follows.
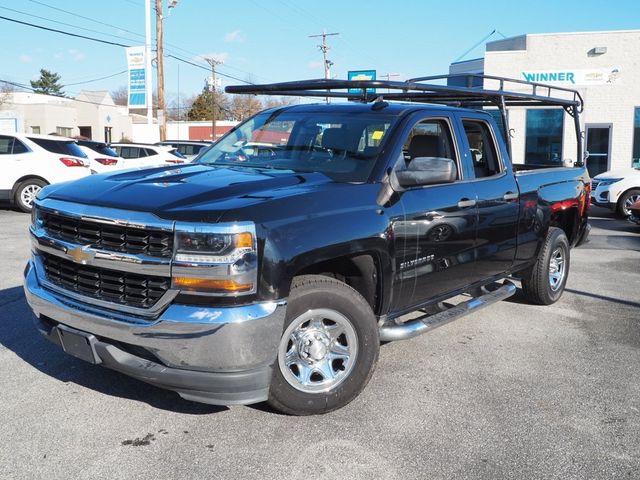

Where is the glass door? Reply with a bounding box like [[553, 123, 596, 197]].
[[585, 124, 612, 177]]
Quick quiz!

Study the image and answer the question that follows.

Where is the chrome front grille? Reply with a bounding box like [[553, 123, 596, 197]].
[[591, 180, 599, 190], [41, 252, 170, 309], [42, 211, 173, 258]]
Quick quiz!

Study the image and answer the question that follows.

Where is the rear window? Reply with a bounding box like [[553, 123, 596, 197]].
[[29, 137, 87, 158], [82, 142, 118, 157]]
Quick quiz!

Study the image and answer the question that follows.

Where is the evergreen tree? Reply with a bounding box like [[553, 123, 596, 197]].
[[30, 69, 65, 96], [187, 88, 230, 121]]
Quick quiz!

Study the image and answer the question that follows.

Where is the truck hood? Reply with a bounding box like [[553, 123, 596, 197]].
[[41, 164, 334, 222]]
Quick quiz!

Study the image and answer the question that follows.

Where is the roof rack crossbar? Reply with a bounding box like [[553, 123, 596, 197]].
[[226, 74, 583, 112]]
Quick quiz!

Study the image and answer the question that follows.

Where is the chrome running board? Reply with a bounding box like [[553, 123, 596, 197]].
[[379, 281, 517, 342]]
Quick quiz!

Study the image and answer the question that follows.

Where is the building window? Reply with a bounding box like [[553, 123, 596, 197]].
[[31, 126, 40, 134], [633, 108, 640, 168], [525, 109, 564, 165], [56, 126, 73, 137]]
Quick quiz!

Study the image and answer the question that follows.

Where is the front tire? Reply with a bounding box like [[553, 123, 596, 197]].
[[617, 189, 640, 217], [521, 227, 570, 305], [268, 275, 379, 415], [14, 179, 47, 213]]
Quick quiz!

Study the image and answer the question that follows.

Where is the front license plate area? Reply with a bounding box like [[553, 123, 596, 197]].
[[56, 325, 101, 364]]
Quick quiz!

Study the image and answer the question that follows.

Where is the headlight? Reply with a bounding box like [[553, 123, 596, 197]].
[[596, 178, 622, 187], [172, 222, 257, 296], [31, 204, 43, 229]]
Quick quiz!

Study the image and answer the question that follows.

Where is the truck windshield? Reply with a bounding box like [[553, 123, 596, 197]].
[[197, 110, 397, 182]]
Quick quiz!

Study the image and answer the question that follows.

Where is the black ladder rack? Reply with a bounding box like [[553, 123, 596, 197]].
[[226, 74, 585, 165]]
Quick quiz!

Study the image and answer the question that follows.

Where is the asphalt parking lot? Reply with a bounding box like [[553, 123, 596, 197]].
[[0, 205, 638, 480]]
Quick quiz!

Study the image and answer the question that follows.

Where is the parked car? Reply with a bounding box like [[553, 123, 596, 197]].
[[155, 140, 211, 162], [76, 140, 122, 174], [24, 76, 590, 415], [0, 133, 90, 212], [590, 166, 640, 217], [628, 198, 640, 225], [110, 143, 186, 168]]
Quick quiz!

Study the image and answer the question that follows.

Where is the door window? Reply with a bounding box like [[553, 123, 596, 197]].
[[399, 118, 458, 181], [462, 120, 502, 178]]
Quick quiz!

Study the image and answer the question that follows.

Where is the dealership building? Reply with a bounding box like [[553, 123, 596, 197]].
[[450, 29, 640, 177]]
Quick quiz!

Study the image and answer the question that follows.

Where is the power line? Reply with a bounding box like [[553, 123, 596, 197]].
[[0, 15, 130, 47], [27, 0, 146, 41], [0, 5, 145, 45], [1, 77, 190, 111], [63, 70, 128, 87]]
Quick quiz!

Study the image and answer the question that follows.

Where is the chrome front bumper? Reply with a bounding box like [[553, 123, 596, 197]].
[[24, 259, 287, 405]]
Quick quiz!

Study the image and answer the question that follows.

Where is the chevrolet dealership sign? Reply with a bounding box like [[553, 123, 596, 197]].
[[522, 67, 621, 86]]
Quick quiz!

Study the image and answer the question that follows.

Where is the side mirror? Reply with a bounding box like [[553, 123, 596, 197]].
[[395, 157, 457, 188]]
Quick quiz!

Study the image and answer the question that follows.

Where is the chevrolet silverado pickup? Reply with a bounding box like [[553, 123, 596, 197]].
[[24, 76, 590, 415]]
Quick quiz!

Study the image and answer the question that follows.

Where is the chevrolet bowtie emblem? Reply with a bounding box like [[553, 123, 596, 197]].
[[67, 246, 96, 264]]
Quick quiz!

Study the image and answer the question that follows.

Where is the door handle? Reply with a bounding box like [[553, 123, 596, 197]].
[[457, 198, 477, 208], [503, 191, 519, 201]]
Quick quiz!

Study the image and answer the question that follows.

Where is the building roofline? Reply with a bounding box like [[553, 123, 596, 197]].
[[449, 57, 484, 66], [488, 28, 640, 48]]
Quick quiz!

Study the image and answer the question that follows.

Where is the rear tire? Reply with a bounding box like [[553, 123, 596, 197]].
[[268, 275, 379, 416], [617, 189, 640, 217], [521, 227, 570, 305], [14, 179, 47, 213]]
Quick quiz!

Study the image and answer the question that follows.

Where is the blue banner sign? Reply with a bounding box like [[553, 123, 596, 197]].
[[348, 70, 376, 94], [126, 46, 147, 108]]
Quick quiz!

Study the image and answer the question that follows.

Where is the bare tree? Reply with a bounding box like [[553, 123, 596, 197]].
[[0, 81, 16, 107], [231, 94, 263, 121], [111, 85, 128, 106], [262, 96, 297, 109]]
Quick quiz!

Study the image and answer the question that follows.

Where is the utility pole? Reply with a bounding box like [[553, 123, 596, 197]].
[[144, 0, 153, 126], [205, 57, 222, 142], [381, 72, 400, 93], [309, 30, 339, 103], [155, 0, 166, 141]]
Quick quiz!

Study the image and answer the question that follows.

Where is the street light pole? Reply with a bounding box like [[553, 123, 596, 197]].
[[205, 57, 222, 142]]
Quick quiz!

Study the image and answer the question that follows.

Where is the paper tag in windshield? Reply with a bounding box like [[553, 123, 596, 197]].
[[372, 131, 384, 140]]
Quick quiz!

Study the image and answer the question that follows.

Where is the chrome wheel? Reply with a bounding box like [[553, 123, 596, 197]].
[[278, 308, 358, 394], [623, 194, 640, 216], [548, 247, 566, 291], [20, 184, 41, 209]]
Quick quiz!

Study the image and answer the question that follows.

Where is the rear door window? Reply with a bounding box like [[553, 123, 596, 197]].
[[0, 136, 12, 154], [461, 120, 502, 179], [28, 138, 86, 158], [119, 147, 139, 159]]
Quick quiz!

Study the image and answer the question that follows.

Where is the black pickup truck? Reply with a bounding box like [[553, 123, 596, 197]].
[[24, 76, 590, 415]]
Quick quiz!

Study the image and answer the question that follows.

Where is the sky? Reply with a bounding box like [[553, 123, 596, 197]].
[[0, 0, 639, 107]]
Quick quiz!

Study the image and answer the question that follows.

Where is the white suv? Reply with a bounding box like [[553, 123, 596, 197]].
[[76, 140, 122, 174], [591, 167, 640, 217], [110, 143, 186, 168], [0, 133, 90, 212]]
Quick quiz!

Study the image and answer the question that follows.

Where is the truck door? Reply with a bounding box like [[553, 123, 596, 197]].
[[389, 114, 480, 310], [457, 114, 519, 279]]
